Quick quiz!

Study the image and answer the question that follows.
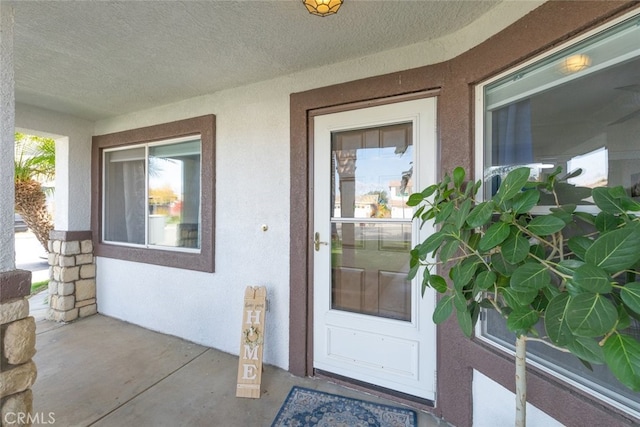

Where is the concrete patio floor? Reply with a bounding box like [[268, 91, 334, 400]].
[[32, 315, 448, 426]]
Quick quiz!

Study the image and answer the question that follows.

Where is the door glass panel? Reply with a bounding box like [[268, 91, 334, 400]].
[[330, 123, 413, 321]]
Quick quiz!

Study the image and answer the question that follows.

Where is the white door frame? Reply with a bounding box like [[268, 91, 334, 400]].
[[312, 97, 438, 400]]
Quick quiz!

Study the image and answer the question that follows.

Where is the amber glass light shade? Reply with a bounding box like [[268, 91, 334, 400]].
[[303, 0, 343, 17], [559, 54, 592, 74]]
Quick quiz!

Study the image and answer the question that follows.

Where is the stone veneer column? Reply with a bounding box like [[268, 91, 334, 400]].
[[0, 270, 37, 424], [47, 231, 96, 322]]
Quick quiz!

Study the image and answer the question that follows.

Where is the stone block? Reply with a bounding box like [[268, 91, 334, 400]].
[[59, 266, 79, 283], [47, 308, 78, 323], [48, 281, 58, 295], [79, 304, 97, 318], [0, 299, 29, 325], [52, 266, 61, 282], [52, 240, 61, 254], [0, 360, 37, 398], [75, 298, 96, 308], [58, 282, 74, 296], [47, 252, 56, 266], [51, 295, 75, 311], [81, 239, 93, 254], [1, 389, 33, 426], [3, 317, 36, 365], [80, 264, 96, 279], [76, 253, 93, 265], [0, 270, 31, 303], [58, 255, 76, 267], [60, 241, 80, 256], [75, 279, 96, 301]]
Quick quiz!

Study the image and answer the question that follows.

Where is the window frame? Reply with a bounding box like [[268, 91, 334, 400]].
[[473, 11, 640, 418], [92, 115, 215, 273]]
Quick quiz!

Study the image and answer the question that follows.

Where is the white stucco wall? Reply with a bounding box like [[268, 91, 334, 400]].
[[473, 370, 564, 427], [0, 3, 15, 272], [95, 83, 293, 368], [15, 104, 94, 231]]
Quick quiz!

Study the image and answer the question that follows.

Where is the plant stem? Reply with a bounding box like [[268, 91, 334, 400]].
[[525, 337, 571, 352], [515, 334, 527, 427]]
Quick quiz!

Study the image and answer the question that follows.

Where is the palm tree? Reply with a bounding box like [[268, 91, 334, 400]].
[[14, 133, 55, 252]]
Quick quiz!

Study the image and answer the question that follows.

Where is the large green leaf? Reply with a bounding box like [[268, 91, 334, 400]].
[[574, 211, 596, 226], [545, 293, 573, 346], [455, 198, 472, 229], [526, 215, 566, 236], [592, 187, 627, 214], [419, 232, 446, 257], [479, 222, 511, 251], [433, 295, 454, 323], [621, 196, 640, 212], [584, 227, 640, 274], [501, 234, 530, 264], [506, 308, 539, 333], [453, 167, 465, 189], [490, 253, 517, 277], [512, 189, 540, 214], [567, 236, 593, 260], [556, 259, 584, 277], [571, 264, 613, 294], [566, 337, 605, 365], [595, 211, 622, 234], [451, 259, 479, 290], [428, 274, 448, 294], [493, 167, 531, 206], [466, 201, 495, 228], [476, 270, 497, 290], [501, 287, 538, 307], [421, 184, 438, 198], [454, 288, 468, 311], [439, 239, 461, 264], [435, 201, 455, 224], [407, 192, 425, 207], [456, 308, 473, 338], [566, 293, 618, 337], [621, 282, 640, 315], [510, 263, 550, 292], [603, 334, 640, 392]]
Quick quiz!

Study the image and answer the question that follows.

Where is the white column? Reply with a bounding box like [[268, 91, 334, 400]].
[[0, 3, 15, 272]]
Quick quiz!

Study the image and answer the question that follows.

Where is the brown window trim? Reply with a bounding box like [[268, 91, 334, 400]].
[[91, 115, 215, 273]]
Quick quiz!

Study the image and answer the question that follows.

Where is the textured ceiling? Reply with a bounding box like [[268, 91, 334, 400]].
[[11, 0, 503, 121]]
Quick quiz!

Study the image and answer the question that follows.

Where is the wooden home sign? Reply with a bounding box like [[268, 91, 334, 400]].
[[236, 286, 267, 398]]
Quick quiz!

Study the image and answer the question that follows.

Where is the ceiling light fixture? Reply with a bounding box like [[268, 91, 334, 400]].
[[559, 54, 592, 74], [303, 0, 343, 17]]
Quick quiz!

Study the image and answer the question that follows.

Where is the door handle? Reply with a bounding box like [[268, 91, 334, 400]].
[[314, 232, 328, 251]]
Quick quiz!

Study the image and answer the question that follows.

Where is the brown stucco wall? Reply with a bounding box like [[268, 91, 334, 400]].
[[290, 1, 640, 426]]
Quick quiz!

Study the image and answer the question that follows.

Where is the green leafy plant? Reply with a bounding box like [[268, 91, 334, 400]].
[[408, 166, 640, 426]]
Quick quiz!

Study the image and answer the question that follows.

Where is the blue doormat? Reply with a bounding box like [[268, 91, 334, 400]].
[[271, 386, 417, 427]]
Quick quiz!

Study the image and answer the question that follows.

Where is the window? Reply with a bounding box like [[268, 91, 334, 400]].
[[92, 115, 215, 272], [476, 14, 640, 415]]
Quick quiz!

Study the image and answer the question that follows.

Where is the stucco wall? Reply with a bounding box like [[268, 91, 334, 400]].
[[95, 84, 293, 367], [1, 3, 16, 272], [15, 104, 94, 231], [473, 370, 563, 427]]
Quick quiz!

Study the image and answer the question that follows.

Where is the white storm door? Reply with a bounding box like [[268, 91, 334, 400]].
[[313, 98, 437, 399]]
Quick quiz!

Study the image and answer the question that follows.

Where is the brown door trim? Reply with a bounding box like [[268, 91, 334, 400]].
[[289, 83, 444, 379]]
